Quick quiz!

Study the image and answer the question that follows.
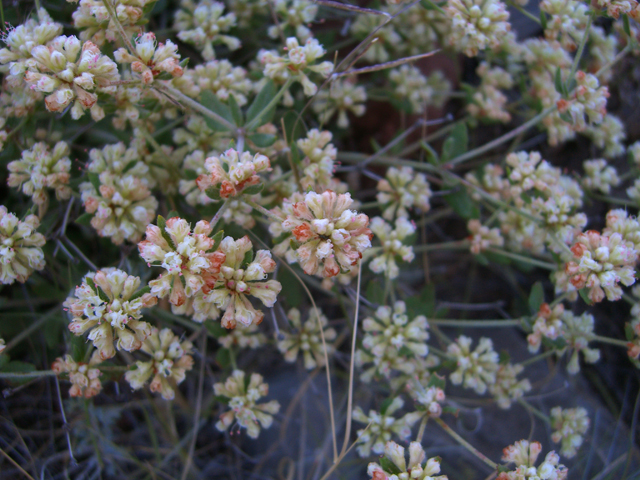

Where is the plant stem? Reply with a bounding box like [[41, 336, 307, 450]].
[[210, 200, 230, 229], [101, 0, 136, 54], [416, 416, 429, 443], [518, 398, 551, 423], [519, 349, 556, 367], [413, 240, 470, 252], [485, 248, 557, 270], [429, 318, 522, 327], [154, 82, 237, 131], [447, 106, 557, 167], [596, 44, 632, 80], [589, 335, 628, 348], [433, 416, 497, 470], [570, 12, 594, 79], [245, 78, 293, 130], [243, 196, 284, 222], [0, 370, 57, 379]]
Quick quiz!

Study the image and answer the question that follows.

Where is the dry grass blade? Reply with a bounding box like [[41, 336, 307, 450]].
[[313, 0, 391, 17], [332, 50, 440, 78], [0, 446, 36, 480]]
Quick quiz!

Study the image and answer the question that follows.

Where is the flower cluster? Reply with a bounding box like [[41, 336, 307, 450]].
[[0, 206, 46, 285], [447, 336, 499, 394], [557, 71, 609, 131], [358, 301, 429, 381], [277, 307, 337, 369], [214, 370, 280, 439], [258, 37, 333, 98], [467, 62, 514, 123], [24, 35, 119, 120], [367, 441, 447, 480], [468, 219, 504, 254], [550, 406, 589, 458], [352, 398, 421, 457], [282, 191, 372, 278], [313, 77, 366, 128], [565, 230, 637, 303], [389, 65, 451, 114], [445, 0, 511, 57], [65, 268, 156, 360], [202, 236, 282, 329], [52, 351, 103, 398], [115, 33, 183, 84], [490, 362, 531, 409], [367, 217, 416, 279], [196, 149, 270, 198], [582, 159, 620, 194], [125, 328, 194, 400], [296, 129, 337, 191], [7, 141, 71, 212], [499, 440, 567, 480], [138, 217, 225, 307], [377, 167, 432, 221], [174, 0, 240, 60]]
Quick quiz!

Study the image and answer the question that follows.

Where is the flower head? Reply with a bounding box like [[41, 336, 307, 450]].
[[377, 167, 432, 221], [196, 149, 271, 198], [214, 370, 280, 439], [367, 441, 447, 480], [447, 336, 499, 394], [277, 307, 337, 369], [125, 328, 194, 400], [52, 351, 103, 398], [115, 32, 183, 84], [0, 207, 46, 285], [499, 440, 567, 480], [550, 407, 589, 458], [65, 268, 156, 360], [445, 0, 511, 57], [282, 191, 372, 278]]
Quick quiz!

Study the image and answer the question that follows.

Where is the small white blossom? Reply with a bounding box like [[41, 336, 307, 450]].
[[447, 336, 499, 394], [52, 351, 103, 398], [445, 0, 511, 57], [377, 167, 432, 221], [367, 217, 416, 279], [550, 407, 589, 458], [368, 441, 447, 480], [277, 307, 336, 369], [0, 206, 46, 285]]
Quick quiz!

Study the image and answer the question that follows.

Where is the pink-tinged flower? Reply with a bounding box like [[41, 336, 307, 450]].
[[550, 407, 589, 458], [556, 71, 609, 131], [213, 370, 280, 439], [196, 149, 270, 198], [138, 217, 226, 307], [65, 268, 156, 360], [202, 236, 281, 329], [0, 206, 46, 285], [499, 440, 568, 480], [282, 191, 372, 278], [565, 230, 636, 303], [52, 351, 102, 398], [367, 441, 447, 480], [125, 328, 194, 400], [114, 32, 183, 85]]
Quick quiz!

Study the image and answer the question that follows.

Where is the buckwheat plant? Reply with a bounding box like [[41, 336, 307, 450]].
[[213, 370, 280, 439], [367, 441, 448, 480], [277, 307, 336, 369], [125, 328, 194, 400], [550, 407, 590, 458], [0, 206, 46, 284], [65, 268, 156, 360], [447, 336, 499, 394], [377, 167, 432, 221], [52, 351, 103, 398], [499, 440, 568, 480], [367, 216, 416, 279]]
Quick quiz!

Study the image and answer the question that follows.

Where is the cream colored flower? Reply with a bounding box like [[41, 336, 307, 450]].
[[377, 167, 432, 220], [65, 268, 156, 360], [447, 336, 499, 394], [52, 351, 103, 398], [367, 441, 447, 480], [214, 370, 280, 439], [0, 206, 46, 284], [125, 328, 194, 400], [115, 32, 183, 85], [196, 149, 271, 198], [277, 307, 336, 369], [550, 407, 589, 458]]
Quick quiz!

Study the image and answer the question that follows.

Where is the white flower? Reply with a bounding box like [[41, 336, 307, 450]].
[[500, 440, 568, 479], [550, 407, 589, 458], [313, 77, 366, 128], [65, 269, 156, 360], [214, 370, 280, 439], [445, 0, 511, 57], [367, 441, 447, 480], [277, 307, 336, 369], [367, 217, 416, 279], [447, 336, 499, 394], [196, 149, 271, 198], [390, 65, 451, 114], [0, 206, 46, 284], [377, 167, 432, 220], [115, 32, 183, 84], [52, 351, 103, 398]]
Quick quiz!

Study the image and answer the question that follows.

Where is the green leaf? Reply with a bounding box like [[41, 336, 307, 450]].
[[210, 230, 225, 246], [166, 210, 179, 219], [213, 394, 230, 404], [399, 345, 414, 357], [183, 169, 199, 180], [379, 397, 394, 415], [157, 215, 177, 250], [554, 68, 566, 97], [540, 11, 547, 30], [366, 279, 384, 306], [206, 321, 227, 338], [421, 141, 440, 165], [200, 90, 235, 131], [379, 457, 403, 475], [87, 172, 101, 193], [559, 111, 573, 123], [122, 159, 139, 174], [205, 186, 222, 200], [427, 374, 446, 389], [441, 123, 468, 162], [242, 183, 264, 195], [96, 285, 110, 303], [625, 322, 635, 342], [443, 188, 479, 219], [499, 350, 510, 365], [249, 133, 277, 147], [578, 288, 594, 306], [542, 336, 567, 350], [278, 267, 303, 307], [623, 14, 631, 37], [242, 248, 254, 267], [215, 348, 231, 368], [75, 212, 94, 226], [86, 277, 98, 293], [528, 281, 544, 314], [228, 95, 243, 126], [405, 284, 436, 318], [0, 361, 36, 374], [129, 285, 151, 301], [245, 80, 277, 127]]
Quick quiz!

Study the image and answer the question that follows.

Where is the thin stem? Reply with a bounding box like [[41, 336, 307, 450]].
[[413, 240, 470, 253], [55, 376, 77, 466], [340, 263, 362, 457], [447, 106, 557, 167], [596, 44, 631, 80], [519, 349, 556, 367], [416, 416, 429, 443], [433, 416, 497, 470], [589, 335, 628, 348], [429, 318, 522, 327], [508, 1, 541, 23], [570, 12, 594, 79], [485, 247, 557, 271], [518, 398, 551, 423], [243, 197, 285, 222], [101, 0, 136, 54], [245, 78, 293, 130], [210, 200, 230, 229], [154, 82, 237, 131], [0, 370, 57, 379]]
